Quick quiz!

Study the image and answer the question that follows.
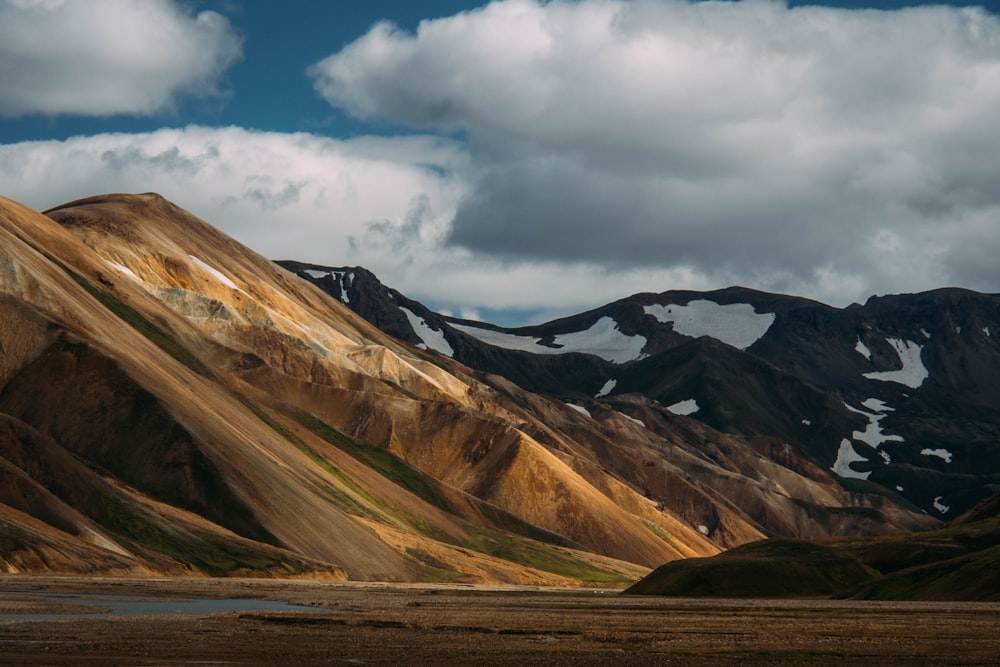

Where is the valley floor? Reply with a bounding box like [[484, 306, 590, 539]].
[[1, 576, 998, 665]]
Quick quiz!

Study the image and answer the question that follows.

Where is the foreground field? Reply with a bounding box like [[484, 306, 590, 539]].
[[1, 576, 999, 665]]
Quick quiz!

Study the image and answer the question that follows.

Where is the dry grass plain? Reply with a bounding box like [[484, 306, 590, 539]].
[[2, 576, 999, 666]]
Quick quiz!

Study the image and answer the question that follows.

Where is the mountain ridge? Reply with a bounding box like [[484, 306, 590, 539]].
[[0, 192, 939, 582], [280, 260, 1000, 521]]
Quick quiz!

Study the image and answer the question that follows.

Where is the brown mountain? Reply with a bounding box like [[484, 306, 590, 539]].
[[0, 193, 932, 582]]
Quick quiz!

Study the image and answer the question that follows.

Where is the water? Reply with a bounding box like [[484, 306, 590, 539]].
[[0, 590, 323, 621]]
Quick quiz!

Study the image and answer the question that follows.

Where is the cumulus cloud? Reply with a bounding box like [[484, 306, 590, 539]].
[[3, 1, 999, 325], [310, 0, 1000, 305], [0, 0, 242, 117], [0, 126, 718, 322], [0, 126, 464, 264]]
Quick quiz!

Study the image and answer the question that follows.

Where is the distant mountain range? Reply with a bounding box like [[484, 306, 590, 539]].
[[279, 261, 1000, 521], [1, 191, 993, 598]]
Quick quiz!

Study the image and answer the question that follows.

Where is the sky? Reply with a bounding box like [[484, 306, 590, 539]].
[[1, 0, 999, 326]]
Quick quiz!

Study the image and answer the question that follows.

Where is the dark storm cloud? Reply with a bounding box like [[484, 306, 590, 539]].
[[310, 0, 1000, 304]]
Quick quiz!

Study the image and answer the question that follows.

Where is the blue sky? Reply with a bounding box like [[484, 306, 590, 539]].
[[2, 0, 999, 324], [0, 1, 488, 143], [5, 0, 997, 141]]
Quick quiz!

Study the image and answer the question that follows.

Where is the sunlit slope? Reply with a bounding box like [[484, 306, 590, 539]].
[[3, 192, 757, 581], [283, 261, 938, 542]]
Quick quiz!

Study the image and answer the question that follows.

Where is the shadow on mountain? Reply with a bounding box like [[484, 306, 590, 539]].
[[627, 491, 1000, 601]]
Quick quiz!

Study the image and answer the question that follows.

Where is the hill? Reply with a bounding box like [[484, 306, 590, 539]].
[[626, 490, 1000, 600]]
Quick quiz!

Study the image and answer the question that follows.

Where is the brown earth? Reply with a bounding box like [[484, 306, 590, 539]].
[[0, 191, 943, 586], [1, 576, 998, 666]]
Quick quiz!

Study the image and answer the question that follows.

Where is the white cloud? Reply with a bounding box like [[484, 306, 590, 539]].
[[309, 0, 1000, 306], [0, 126, 721, 324], [0, 0, 242, 117], [0, 125, 464, 267], [3, 1, 1000, 327]]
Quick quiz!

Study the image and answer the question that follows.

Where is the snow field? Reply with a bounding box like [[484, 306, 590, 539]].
[[595, 378, 617, 398], [617, 412, 645, 428], [452, 316, 647, 364], [108, 260, 139, 281], [863, 338, 928, 388], [188, 255, 240, 290], [833, 398, 906, 479], [831, 439, 871, 480], [643, 300, 775, 350], [845, 400, 904, 450], [400, 306, 454, 357], [667, 399, 700, 416], [304, 269, 352, 304], [921, 448, 953, 463]]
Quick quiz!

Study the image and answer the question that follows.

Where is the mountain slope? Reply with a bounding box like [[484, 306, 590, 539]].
[[282, 262, 1000, 520], [4, 192, 790, 582]]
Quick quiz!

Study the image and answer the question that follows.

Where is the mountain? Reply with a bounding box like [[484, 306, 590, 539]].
[[0, 193, 934, 582], [279, 263, 1000, 521]]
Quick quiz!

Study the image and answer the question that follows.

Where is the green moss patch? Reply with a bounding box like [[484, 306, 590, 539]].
[[96, 495, 293, 575], [466, 526, 629, 583], [294, 411, 446, 510], [627, 539, 875, 597]]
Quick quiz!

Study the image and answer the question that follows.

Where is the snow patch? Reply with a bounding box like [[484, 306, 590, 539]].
[[838, 399, 904, 477], [618, 412, 645, 428], [862, 338, 928, 388], [956, 326, 962, 334], [801, 419, 812, 426], [697, 525, 710, 536], [189, 255, 239, 290], [985, 326, 992, 337], [831, 439, 871, 480], [400, 307, 454, 357], [566, 403, 591, 418], [301, 269, 350, 303], [452, 316, 647, 364], [667, 399, 699, 416], [339, 273, 352, 304], [643, 300, 775, 350], [851, 417, 904, 448], [921, 448, 953, 463], [896, 485, 904, 492], [855, 338, 871, 360], [845, 400, 904, 450], [933, 496, 950, 514], [304, 269, 330, 279], [861, 397, 893, 413], [108, 260, 138, 281], [595, 378, 617, 398], [920, 328, 931, 339]]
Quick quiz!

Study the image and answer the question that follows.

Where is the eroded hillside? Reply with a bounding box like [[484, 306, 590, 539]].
[[0, 193, 934, 582]]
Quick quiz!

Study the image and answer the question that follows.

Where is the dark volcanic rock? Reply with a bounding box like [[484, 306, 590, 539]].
[[284, 261, 1000, 519]]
